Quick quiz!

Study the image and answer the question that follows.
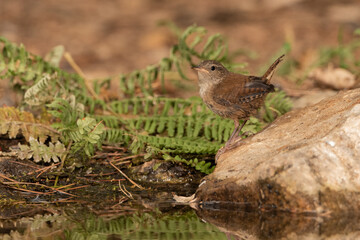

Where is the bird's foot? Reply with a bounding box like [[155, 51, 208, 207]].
[[215, 138, 245, 162], [225, 131, 253, 146], [216, 132, 254, 162], [215, 146, 226, 162], [240, 131, 254, 138]]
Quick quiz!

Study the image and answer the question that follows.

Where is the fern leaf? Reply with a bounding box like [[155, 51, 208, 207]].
[[263, 90, 292, 122], [24, 73, 54, 106], [163, 154, 215, 174], [12, 137, 66, 163]]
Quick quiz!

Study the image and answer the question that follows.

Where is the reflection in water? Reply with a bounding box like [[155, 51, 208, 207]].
[[1, 204, 360, 239], [0, 205, 227, 239], [196, 204, 360, 240], [63, 209, 227, 240]]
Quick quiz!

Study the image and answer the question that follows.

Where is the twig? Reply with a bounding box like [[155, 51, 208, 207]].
[[27, 163, 58, 175], [64, 52, 98, 99], [91, 120, 103, 134], [76, 176, 102, 183], [111, 153, 145, 164], [63, 185, 89, 191], [113, 160, 131, 165], [0, 172, 17, 182], [63, 52, 127, 123], [99, 179, 125, 182], [118, 181, 133, 199], [9, 208, 45, 217], [101, 146, 126, 151], [35, 163, 60, 178], [3, 182, 76, 197], [55, 183, 76, 190], [8, 160, 40, 170], [59, 139, 73, 171], [84, 172, 117, 177], [95, 152, 124, 158], [8, 186, 49, 195], [76, 176, 124, 183], [110, 196, 128, 208], [109, 161, 143, 189], [53, 197, 76, 203], [26, 122, 60, 134]]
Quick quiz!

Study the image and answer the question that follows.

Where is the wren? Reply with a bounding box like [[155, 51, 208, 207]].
[[193, 55, 284, 160]]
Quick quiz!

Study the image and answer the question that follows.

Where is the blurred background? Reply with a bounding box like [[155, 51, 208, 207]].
[[0, 1, 360, 238], [1, 0, 359, 79]]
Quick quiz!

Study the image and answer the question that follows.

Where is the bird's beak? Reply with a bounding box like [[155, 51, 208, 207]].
[[192, 66, 209, 73], [191, 65, 199, 70]]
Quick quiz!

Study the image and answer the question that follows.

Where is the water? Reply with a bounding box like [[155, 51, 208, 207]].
[[0, 205, 225, 240], [1, 201, 360, 240], [0, 178, 359, 240]]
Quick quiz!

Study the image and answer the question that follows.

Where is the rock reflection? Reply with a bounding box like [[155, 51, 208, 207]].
[[195, 206, 360, 240]]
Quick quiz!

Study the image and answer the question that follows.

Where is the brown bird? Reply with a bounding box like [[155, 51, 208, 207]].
[[193, 55, 284, 160]]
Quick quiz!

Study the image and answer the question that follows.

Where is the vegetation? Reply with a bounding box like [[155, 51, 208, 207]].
[[271, 28, 360, 83], [3, 22, 360, 240], [0, 25, 292, 176]]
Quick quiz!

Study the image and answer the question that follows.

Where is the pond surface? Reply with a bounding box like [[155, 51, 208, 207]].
[[1, 199, 360, 240], [0, 204, 224, 240]]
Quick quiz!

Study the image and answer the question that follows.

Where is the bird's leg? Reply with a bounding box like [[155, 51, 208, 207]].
[[225, 120, 240, 146], [228, 120, 247, 144], [216, 120, 248, 162], [237, 119, 248, 136]]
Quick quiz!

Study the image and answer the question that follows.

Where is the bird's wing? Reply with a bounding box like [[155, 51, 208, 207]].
[[212, 73, 274, 107]]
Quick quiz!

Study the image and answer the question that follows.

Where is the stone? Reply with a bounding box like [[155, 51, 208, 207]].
[[309, 66, 356, 90], [194, 88, 360, 215]]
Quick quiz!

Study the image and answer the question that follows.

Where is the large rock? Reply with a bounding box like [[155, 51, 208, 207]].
[[195, 88, 360, 215]]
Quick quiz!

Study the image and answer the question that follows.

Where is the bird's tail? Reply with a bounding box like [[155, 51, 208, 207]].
[[262, 54, 284, 84]]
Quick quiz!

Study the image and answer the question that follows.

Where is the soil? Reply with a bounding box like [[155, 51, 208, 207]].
[[1, 0, 359, 79]]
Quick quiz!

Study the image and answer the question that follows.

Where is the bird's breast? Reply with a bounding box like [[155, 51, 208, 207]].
[[199, 86, 233, 118], [198, 80, 212, 99]]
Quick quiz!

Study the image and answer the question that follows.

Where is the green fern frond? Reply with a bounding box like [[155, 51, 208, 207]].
[[0, 37, 64, 86], [0, 37, 101, 113], [47, 97, 104, 158], [70, 117, 105, 157], [163, 154, 215, 174], [131, 135, 220, 155], [47, 96, 85, 132], [109, 97, 207, 116], [263, 90, 292, 122]]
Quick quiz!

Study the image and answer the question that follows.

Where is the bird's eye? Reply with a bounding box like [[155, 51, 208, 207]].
[[211, 66, 216, 71]]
